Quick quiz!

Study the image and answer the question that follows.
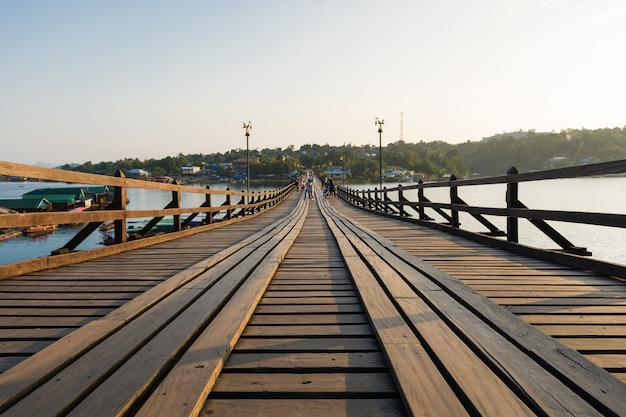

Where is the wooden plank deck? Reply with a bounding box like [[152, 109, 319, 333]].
[[200, 203, 406, 416], [0, 193, 301, 374], [0, 189, 625, 416], [329, 194, 626, 386]]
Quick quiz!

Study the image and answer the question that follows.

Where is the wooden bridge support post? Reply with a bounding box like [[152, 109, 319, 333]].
[[450, 175, 460, 228], [506, 166, 519, 243], [114, 169, 127, 244]]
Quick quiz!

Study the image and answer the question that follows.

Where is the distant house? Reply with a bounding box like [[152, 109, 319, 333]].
[[22, 193, 78, 211], [0, 197, 52, 212], [181, 166, 201, 175], [20, 186, 112, 209], [128, 168, 150, 177], [324, 166, 349, 180], [232, 158, 259, 173]]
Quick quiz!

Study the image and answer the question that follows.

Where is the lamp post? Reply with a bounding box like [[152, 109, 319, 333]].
[[340, 156, 345, 185], [243, 121, 252, 199], [282, 156, 285, 186], [375, 117, 384, 190]]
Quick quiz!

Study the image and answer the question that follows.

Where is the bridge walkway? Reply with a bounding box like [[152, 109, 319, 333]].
[[0, 189, 625, 416], [202, 201, 406, 416]]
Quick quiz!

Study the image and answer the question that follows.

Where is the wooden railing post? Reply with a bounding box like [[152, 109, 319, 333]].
[[398, 184, 404, 217], [225, 189, 232, 220], [506, 166, 519, 242], [171, 180, 181, 232], [245, 192, 251, 217], [114, 169, 127, 244], [450, 175, 459, 228], [383, 187, 389, 213], [372, 189, 377, 211], [417, 179, 433, 220], [205, 186, 213, 225]]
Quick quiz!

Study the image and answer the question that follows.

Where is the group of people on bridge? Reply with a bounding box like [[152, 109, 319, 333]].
[[298, 175, 335, 199]]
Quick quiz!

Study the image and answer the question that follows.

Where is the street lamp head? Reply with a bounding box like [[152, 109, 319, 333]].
[[243, 121, 252, 137], [375, 118, 384, 133]]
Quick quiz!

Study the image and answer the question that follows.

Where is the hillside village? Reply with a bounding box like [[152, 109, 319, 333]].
[[3, 127, 625, 184]]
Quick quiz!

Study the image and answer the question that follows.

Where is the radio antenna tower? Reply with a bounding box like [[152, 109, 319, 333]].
[[399, 112, 404, 141]]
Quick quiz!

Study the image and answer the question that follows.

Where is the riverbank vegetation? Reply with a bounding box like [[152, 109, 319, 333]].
[[30, 126, 626, 182]]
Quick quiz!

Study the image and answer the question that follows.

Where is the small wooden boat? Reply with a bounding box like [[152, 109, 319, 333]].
[[0, 229, 21, 241], [23, 224, 58, 234]]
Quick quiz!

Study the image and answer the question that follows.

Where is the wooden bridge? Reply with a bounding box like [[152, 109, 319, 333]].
[[1, 160, 626, 416]]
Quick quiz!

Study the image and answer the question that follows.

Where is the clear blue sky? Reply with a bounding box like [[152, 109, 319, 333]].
[[2, 0, 625, 166]]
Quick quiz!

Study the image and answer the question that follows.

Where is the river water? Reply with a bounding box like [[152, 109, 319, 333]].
[[1, 178, 625, 267]]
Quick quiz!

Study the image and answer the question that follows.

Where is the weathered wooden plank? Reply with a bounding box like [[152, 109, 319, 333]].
[[249, 313, 368, 325], [478, 290, 626, 297], [553, 337, 626, 351], [255, 304, 363, 314], [0, 340, 54, 351], [262, 290, 357, 298], [532, 324, 626, 336], [519, 315, 626, 325], [0, 328, 75, 339], [584, 354, 626, 369], [467, 285, 626, 292], [0, 316, 96, 327], [223, 351, 386, 370], [0, 307, 114, 316], [202, 398, 407, 417], [0, 299, 127, 308], [258, 296, 361, 305], [492, 297, 626, 305], [243, 324, 374, 337], [210, 372, 397, 393], [235, 337, 381, 352], [266, 283, 355, 290], [0, 357, 28, 374]]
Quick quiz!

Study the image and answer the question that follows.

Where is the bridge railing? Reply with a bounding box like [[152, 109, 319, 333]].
[[338, 159, 626, 278], [0, 161, 295, 277]]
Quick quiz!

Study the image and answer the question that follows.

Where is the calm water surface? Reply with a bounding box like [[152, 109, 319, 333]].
[[1, 178, 625, 266]]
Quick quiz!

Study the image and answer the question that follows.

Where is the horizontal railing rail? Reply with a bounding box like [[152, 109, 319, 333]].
[[0, 161, 295, 272], [338, 159, 626, 278]]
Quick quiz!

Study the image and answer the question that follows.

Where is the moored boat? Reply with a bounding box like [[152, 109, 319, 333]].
[[22, 224, 58, 234]]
